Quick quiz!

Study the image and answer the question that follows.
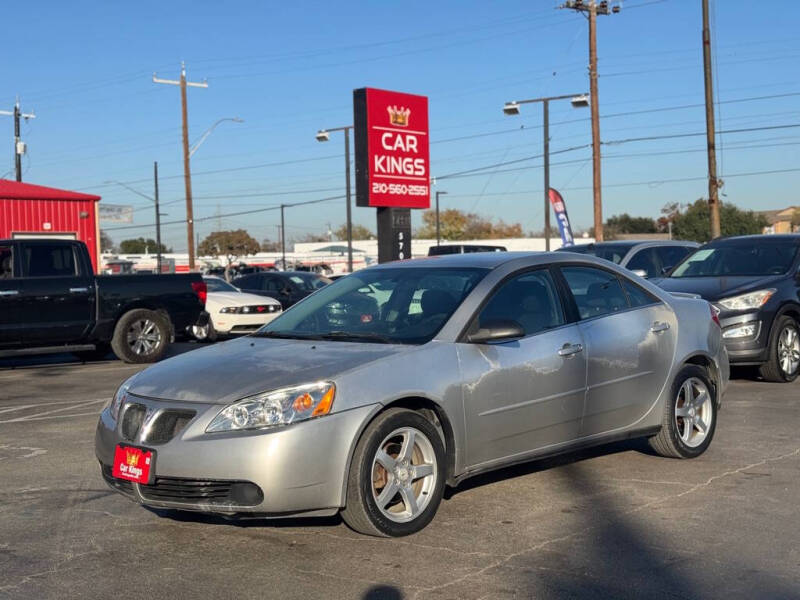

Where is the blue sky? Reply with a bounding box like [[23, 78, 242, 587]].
[[3, 0, 798, 251]]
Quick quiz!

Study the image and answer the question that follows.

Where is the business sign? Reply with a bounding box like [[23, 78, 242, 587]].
[[548, 188, 575, 247], [99, 203, 134, 223], [353, 87, 430, 209]]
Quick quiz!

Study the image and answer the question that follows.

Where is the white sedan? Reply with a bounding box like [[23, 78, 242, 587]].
[[192, 277, 282, 341]]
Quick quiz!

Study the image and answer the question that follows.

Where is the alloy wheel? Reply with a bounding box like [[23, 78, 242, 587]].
[[371, 427, 438, 523], [192, 323, 209, 341], [674, 377, 713, 448], [777, 325, 800, 377], [127, 319, 162, 356]]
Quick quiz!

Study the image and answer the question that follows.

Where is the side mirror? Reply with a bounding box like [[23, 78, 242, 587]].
[[631, 269, 648, 278], [467, 319, 525, 344]]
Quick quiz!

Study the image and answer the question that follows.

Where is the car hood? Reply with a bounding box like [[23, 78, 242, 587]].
[[654, 275, 783, 301], [207, 291, 281, 308], [127, 336, 410, 405]]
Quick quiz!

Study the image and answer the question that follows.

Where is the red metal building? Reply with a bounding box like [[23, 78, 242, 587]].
[[0, 179, 101, 272]]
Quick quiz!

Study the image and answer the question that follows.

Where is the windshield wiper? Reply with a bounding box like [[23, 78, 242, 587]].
[[317, 331, 393, 344]]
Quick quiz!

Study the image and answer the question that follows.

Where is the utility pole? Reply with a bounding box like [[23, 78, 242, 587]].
[[560, 0, 620, 242], [280, 205, 286, 270], [153, 63, 208, 270], [702, 0, 721, 238], [0, 98, 35, 182], [153, 161, 162, 274]]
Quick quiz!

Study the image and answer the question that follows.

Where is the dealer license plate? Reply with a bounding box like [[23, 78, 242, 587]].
[[112, 444, 154, 484]]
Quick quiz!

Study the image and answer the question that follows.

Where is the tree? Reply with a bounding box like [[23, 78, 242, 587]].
[[261, 239, 281, 252], [296, 232, 329, 243], [415, 209, 523, 240], [100, 230, 115, 253], [671, 200, 768, 243], [119, 238, 171, 254], [334, 223, 374, 240], [604, 213, 657, 237], [198, 230, 261, 280]]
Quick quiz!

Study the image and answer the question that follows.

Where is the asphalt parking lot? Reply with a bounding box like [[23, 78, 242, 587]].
[[1, 346, 798, 600]]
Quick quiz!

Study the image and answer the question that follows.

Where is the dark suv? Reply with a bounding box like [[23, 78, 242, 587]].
[[655, 235, 800, 382]]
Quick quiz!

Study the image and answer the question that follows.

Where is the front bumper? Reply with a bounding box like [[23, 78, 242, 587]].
[[212, 311, 279, 336], [718, 310, 770, 364], [95, 394, 377, 517]]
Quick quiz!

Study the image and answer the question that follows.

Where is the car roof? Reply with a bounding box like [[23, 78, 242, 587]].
[[707, 234, 800, 245]]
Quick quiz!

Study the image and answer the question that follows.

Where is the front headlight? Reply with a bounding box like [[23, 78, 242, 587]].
[[717, 289, 775, 311], [220, 306, 241, 314], [108, 375, 136, 422], [206, 382, 335, 433]]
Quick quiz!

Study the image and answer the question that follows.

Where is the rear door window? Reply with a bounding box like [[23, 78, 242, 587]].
[[561, 266, 629, 319], [23, 244, 77, 277]]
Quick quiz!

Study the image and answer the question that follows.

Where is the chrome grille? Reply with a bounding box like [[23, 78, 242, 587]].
[[120, 403, 146, 441], [144, 410, 195, 444]]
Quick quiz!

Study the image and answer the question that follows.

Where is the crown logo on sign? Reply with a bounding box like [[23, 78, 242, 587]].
[[387, 105, 410, 127], [126, 450, 139, 467]]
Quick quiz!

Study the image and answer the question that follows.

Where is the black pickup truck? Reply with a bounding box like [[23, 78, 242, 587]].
[[0, 239, 207, 363]]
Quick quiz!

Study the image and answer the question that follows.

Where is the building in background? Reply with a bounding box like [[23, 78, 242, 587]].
[[0, 179, 101, 271], [759, 206, 800, 234]]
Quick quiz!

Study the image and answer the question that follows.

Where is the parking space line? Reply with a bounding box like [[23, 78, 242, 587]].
[[0, 399, 107, 423], [0, 398, 108, 413], [0, 411, 101, 423]]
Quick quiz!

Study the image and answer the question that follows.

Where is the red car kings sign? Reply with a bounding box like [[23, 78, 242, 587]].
[[353, 88, 430, 209]]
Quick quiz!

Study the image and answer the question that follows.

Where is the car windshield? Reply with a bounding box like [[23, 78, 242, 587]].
[[560, 244, 631, 264], [287, 272, 332, 291], [255, 267, 487, 344], [204, 277, 238, 292], [670, 242, 799, 277]]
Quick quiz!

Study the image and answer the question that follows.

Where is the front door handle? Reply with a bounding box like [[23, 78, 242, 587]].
[[69, 287, 90, 293], [651, 322, 670, 333], [0, 290, 19, 296], [558, 343, 584, 357]]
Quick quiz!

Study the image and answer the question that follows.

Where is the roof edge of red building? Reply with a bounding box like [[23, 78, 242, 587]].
[[0, 179, 101, 202]]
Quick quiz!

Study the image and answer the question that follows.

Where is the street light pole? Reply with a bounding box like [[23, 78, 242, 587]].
[[316, 125, 354, 272], [503, 93, 588, 250], [153, 161, 162, 274], [435, 190, 447, 245], [280, 204, 286, 270]]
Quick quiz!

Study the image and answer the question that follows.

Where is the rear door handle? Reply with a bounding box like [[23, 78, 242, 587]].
[[69, 287, 90, 293], [0, 290, 19, 296], [558, 343, 584, 357], [651, 322, 670, 333]]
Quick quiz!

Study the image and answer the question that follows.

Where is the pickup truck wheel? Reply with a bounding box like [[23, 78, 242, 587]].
[[111, 309, 170, 364], [759, 316, 800, 383]]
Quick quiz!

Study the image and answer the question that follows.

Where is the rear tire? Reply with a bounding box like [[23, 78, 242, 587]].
[[111, 309, 170, 364], [340, 408, 446, 537], [758, 316, 800, 383], [649, 365, 717, 459]]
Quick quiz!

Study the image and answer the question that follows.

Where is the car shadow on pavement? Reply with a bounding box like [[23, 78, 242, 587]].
[[517, 460, 798, 599], [444, 438, 649, 500]]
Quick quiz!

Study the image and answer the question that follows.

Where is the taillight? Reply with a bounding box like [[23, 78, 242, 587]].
[[191, 281, 207, 306], [710, 304, 720, 327]]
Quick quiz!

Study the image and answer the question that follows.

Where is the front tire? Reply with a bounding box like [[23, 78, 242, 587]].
[[759, 316, 800, 383], [111, 309, 170, 364], [649, 365, 717, 459], [341, 408, 446, 537]]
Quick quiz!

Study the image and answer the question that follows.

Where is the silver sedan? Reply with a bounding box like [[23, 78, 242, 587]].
[[95, 252, 729, 536]]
